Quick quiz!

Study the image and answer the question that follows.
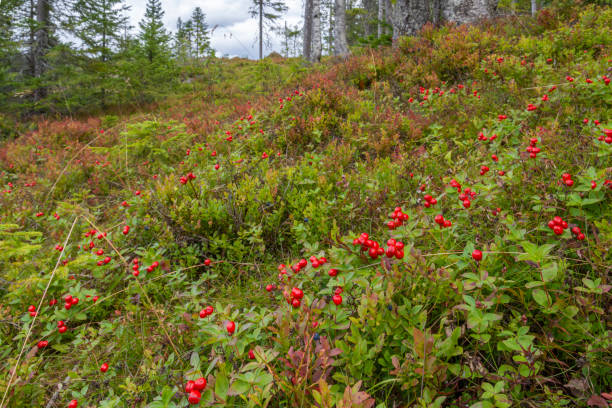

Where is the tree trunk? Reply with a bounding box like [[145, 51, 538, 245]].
[[531, 0, 537, 17], [303, 0, 313, 60], [328, 1, 333, 54], [391, 0, 429, 39], [334, 0, 349, 56], [311, 0, 321, 62], [28, 0, 35, 77], [441, 0, 497, 25], [259, 0, 263, 59], [384, 0, 392, 34], [34, 0, 50, 100], [377, 0, 383, 38]]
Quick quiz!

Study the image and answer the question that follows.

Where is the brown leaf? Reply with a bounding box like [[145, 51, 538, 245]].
[[565, 378, 589, 397], [587, 395, 610, 407]]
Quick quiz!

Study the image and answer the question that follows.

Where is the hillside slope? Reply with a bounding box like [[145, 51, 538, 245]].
[[1, 5, 611, 408]]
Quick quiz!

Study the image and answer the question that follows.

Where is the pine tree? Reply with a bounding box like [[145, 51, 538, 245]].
[[249, 0, 288, 60], [138, 0, 170, 63], [190, 7, 210, 59]]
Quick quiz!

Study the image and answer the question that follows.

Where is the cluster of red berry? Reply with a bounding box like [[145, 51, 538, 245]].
[[459, 188, 477, 209], [63, 294, 79, 310], [96, 255, 111, 267], [434, 214, 452, 228], [477, 132, 497, 142], [332, 287, 343, 305], [27, 305, 36, 317], [526, 103, 537, 111], [479, 165, 490, 176], [353, 233, 405, 260], [286, 287, 304, 308], [387, 206, 409, 230], [385, 239, 405, 259], [570, 226, 586, 241], [180, 172, 196, 185], [548, 216, 568, 235], [561, 173, 574, 187], [199, 305, 214, 318], [526, 138, 541, 159], [57, 320, 67, 333], [596, 128, 612, 144], [185, 377, 207, 404], [423, 194, 438, 208]]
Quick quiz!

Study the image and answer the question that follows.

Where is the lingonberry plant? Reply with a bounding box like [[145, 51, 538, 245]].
[[0, 4, 610, 408]]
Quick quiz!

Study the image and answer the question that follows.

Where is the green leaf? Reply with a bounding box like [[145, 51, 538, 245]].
[[532, 289, 551, 307], [541, 262, 558, 282], [215, 372, 229, 401], [190, 351, 200, 369], [230, 379, 251, 395]]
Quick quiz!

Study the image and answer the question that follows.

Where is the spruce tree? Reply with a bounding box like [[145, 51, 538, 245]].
[[70, 0, 130, 107], [138, 0, 170, 63], [190, 7, 210, 59]]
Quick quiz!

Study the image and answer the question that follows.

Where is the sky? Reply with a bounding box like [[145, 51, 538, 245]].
[[125, 0, 304, 59]]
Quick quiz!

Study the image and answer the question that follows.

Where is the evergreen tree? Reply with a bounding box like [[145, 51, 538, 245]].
[[175, 17, 194, 62], [190, 7, 210, 59], [249, 0, 288, 60], [138, 0, 170, 63], [71, 0, 130, 62], [70, 0, 130, 107], [278, 21, 301, 57]]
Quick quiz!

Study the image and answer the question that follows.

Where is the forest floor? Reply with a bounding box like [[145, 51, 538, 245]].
[[1, 5, 611, 408]]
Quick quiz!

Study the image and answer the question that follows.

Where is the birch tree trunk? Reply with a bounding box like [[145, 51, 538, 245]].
[[531, 0, 537, 17], [311, 0, 322, 62], [334, 0, 349, 56], [377, 0, 383, 38], [303, 0, 313, 60]]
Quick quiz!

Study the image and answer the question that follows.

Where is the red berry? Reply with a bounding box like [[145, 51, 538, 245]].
[[328, 268, 338, 277], [291, 287, 303, 300], [292, 298, 301, 308], [185, 380, 195, 393], [332, 294, 342, 305], [194, 377, 207, 391], [226, 321, 236, 334], [248, 349, 255, 359], [100, 363, 109, 372], [59, 325, 67, 334], [68, 400, 78, 408], [472, 249, 483, 261], [188, 390, 201, 405]]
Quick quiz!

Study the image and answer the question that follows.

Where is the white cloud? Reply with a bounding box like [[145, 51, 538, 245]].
[[126, 0, 304, 59]]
